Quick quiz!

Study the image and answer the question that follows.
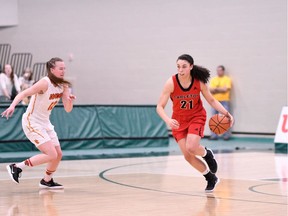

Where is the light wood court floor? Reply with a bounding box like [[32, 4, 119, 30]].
[[0, 152, 287, 216]]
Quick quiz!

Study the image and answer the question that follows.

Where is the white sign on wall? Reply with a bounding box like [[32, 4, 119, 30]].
[[274, 106, 288, 144]]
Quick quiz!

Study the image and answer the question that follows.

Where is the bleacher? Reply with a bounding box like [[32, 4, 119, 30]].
[[0, 43, 46, 81]]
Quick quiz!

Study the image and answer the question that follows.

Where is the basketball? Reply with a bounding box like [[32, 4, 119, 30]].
[[209, 114, 231, 135]]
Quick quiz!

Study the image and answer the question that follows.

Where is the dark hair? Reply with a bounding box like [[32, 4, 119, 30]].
[[46, 57, 71, 87], [4, 64, 15, 83], [177, 54, 210, 84], [217, 65, 225, 71]]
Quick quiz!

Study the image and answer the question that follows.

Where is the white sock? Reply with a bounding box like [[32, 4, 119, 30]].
[[44, 174, 52, 182], [15, 161, 26, 169], [44, 169, 55, 182]]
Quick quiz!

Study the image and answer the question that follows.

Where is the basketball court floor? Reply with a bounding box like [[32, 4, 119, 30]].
[[0, 143, 287, 216]]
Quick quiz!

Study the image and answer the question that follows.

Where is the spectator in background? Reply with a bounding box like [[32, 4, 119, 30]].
[[209, 65, 232, 140], [19, 67, 35, 104], [0, 64, 21, 102]]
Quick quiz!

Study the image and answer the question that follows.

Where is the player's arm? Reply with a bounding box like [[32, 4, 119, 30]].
[[62, 85, 76, 113], [201, 82, 234, 126], [156, 78, 179, 129], [1, 79, 48, 119]]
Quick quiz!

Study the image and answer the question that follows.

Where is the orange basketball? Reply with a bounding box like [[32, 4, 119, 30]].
[[209, 114, 231, 135]]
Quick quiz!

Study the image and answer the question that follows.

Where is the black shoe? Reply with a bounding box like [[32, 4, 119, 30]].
[[6, 164, 22, 184], [204, 173, 220, 193], [39, 178, 64, 189], [203, 148, 218, 174]]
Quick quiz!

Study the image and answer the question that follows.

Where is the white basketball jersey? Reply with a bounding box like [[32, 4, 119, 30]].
[[24, 77, 63, 123]]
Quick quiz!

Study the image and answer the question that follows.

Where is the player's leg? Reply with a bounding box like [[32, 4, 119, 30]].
[[177, 138, 207, 173], [44, 145, 63, 182], [30, 141, 59, 165], [177, 136, 219, 192], [39, 146, 63, 189], [186, 134, 218, 173], [6, 141, 58, 184], [39, 129, 64, 189], [185, 132, 219, 192]]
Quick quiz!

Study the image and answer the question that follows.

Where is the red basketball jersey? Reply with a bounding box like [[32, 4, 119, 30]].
[[170, 74, 206, 118]]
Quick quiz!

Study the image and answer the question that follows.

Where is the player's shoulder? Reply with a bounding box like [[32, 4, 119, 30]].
[[40, 76, 50, 83], [163, 76, 174, 93], [167, 76, 176, 86], [33, 77, 49, 90]]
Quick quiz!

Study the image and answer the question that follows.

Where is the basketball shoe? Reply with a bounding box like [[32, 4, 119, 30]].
[[6, 164, 22, 184], [39, 178, 64, 189], [204, 172, 220, 193]]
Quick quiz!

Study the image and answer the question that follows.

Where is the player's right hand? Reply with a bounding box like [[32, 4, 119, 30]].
[[167, 118, 180, 129], [1, 107, 15, 119]]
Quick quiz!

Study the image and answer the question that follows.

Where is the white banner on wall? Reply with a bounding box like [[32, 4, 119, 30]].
[[274, 106, 288, 144]]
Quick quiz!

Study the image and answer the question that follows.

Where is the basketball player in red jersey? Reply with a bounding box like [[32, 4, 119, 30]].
[[157, 54, 234, 192]]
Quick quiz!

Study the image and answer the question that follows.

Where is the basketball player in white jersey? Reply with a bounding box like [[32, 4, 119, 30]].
[[1, 57, 76, 189]]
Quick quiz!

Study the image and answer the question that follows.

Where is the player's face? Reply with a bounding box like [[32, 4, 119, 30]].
[[51, 61, 66, 79], [177, 60, 192, 77]]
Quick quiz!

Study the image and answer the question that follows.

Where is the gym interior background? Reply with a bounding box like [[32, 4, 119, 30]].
[[0, 0, 287, 136]]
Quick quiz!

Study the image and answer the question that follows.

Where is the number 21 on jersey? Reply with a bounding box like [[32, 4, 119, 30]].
[[180, 100, 193, 110]]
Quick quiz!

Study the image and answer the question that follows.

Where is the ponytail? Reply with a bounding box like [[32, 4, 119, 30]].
[[191, 65, 210, 84]]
